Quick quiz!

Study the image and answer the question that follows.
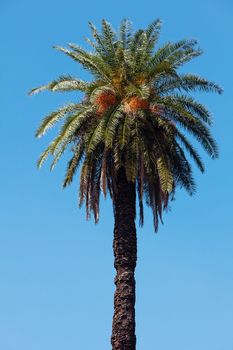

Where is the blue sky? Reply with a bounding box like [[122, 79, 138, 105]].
[[0, 0, 232, 349]]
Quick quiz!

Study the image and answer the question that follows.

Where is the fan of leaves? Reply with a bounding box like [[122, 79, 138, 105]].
[[30, 19, 222, 230]]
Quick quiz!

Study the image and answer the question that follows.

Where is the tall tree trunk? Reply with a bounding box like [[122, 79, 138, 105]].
[[111, 167, 137, 350]]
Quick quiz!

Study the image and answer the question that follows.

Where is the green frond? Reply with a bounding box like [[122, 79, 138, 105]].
[[146, 39, 202, 80], [151, 39, 198, 63], [179, 74, 223, 94], [88, 21, 107, 55], [129, 29, 144, 54], [154, 115, 205, 173], [125, 124, 139, 182], [37, 146, 52, 168], [165, 104, 218, 158], [52, 108, 92, 154], [160, 94, 213, 125], [68, 43, 113, 76], [156, 156, 173, 193], [170, 48, 202, 68], [140, 146, 152, 179], [174, 143, 196, 195], [120, 114, 134, 149], [29, 75, 90, 95], [35, 103, 81, 138], [87, 110, 111, 154], [134, 32, 150, 72], [158, 73, 223, 94], [63, 142, 84, 187], [125, 83, 150, 98], [145, 19, 162, 53], [40, 108, 92, 171], [146, 19, 162, 42], [84, 36, 99, 51], [119, 19, 132, 49], [122, 48, 135, 70], [50, 143, 67, 171], [148, 59, 177, 80], [105, 106, 124, 148], [175, 130, 205, 172], [29, 85, 49, 95], [54, 45, 111, 82], [112, 138, 122, 171], [101, 19, 116, 59]]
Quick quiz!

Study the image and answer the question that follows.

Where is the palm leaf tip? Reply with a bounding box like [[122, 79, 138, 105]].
[[53, 45, 68, 55], [28, 85, 46, 96], [53, 45, 61, 50], [37, 149, 50, 168]]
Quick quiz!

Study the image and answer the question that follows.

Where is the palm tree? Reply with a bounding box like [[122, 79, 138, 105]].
[[30, 19, 222, 350]]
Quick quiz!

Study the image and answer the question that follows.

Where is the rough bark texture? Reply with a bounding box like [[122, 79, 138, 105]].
[[111, 168, 137, 350]]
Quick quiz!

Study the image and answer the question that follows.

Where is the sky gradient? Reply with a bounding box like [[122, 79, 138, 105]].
[[0, 1, 233, 349]]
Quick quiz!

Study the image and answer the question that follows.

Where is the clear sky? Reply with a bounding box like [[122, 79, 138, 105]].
[[0, 0, 232, 349]]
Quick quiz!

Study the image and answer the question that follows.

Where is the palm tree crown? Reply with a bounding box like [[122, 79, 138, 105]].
[[30, 19, 222, 230]]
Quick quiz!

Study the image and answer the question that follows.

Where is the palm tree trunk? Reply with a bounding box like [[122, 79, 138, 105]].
[[111, 167, 137, 350]]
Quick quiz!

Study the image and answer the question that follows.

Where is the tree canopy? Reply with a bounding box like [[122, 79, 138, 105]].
[[30, 19, 222, 230]]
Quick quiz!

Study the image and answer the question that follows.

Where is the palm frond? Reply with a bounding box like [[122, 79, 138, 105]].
[[63, 142, 85, 187], [29, 75, 90, 95], [35, 103, 81, 137], [119, 18, 132, 49], [145, 19, 162, 52], [157, 73, 223, 94]]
